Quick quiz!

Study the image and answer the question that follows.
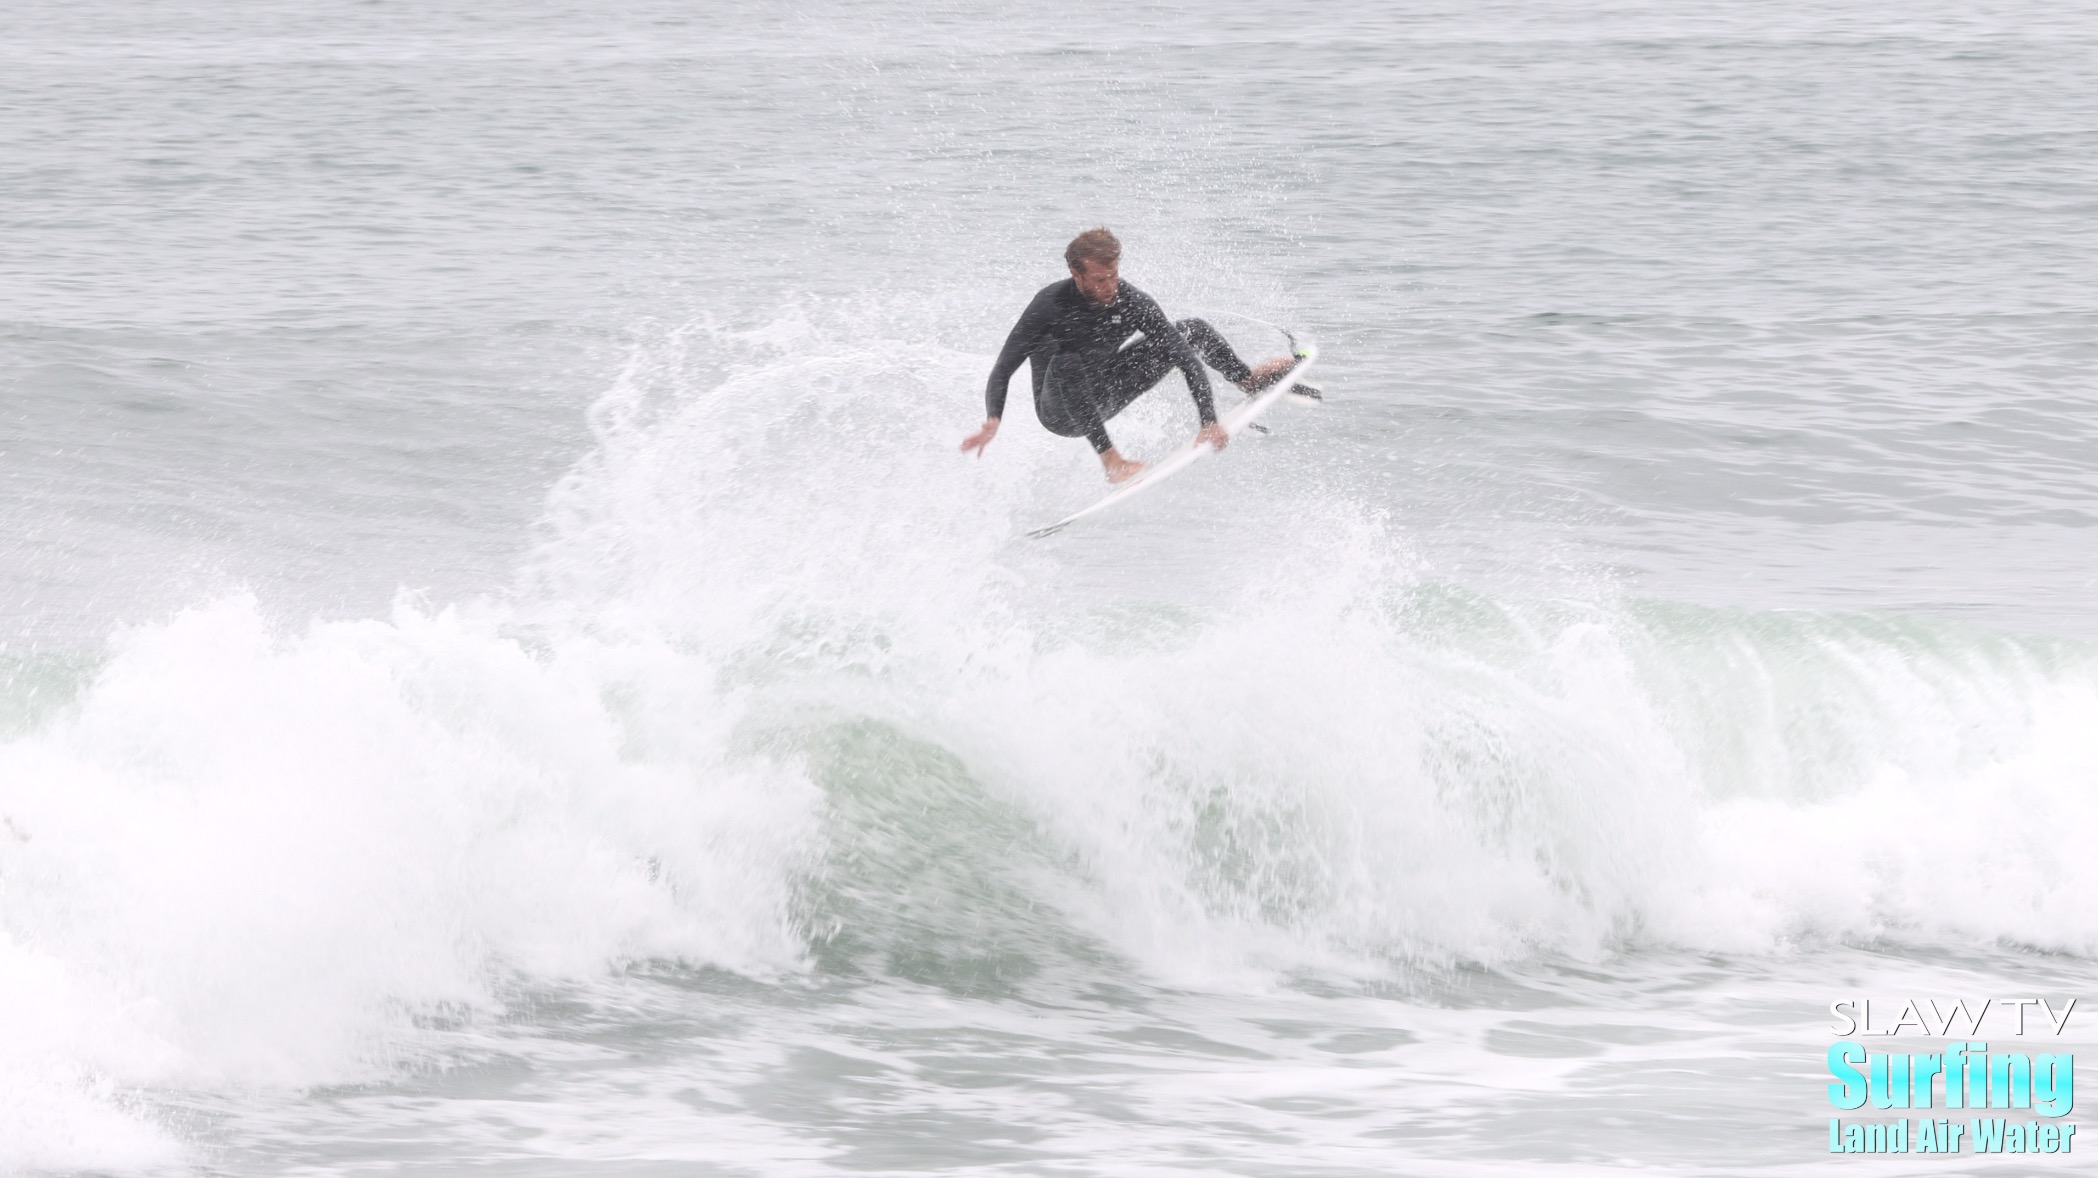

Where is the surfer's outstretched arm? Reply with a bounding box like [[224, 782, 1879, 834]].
[[966, 287, 1059, 456]]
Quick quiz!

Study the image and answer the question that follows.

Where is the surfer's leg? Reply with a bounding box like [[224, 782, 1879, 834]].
[[1089, 337, 1182, 421], [1091, 320, 1285, 417], [1175, 318, 1318, 398], [1042, 352, 1142, 480], [1036, 352, 1117, 454], [1173, 318, 1255, 386], [1090, 321, 1281, 426], [1094, 319, 1253, 405]]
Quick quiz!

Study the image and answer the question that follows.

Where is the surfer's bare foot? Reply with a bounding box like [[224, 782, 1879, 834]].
[[1238, 356, 1297, 392], [1101, 448, 1145, 484]]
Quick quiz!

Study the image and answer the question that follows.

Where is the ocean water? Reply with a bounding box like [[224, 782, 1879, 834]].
[[4, 1, 2097, 1173]]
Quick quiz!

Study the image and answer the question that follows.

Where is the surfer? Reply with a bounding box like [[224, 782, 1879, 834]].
[[960, 227, 1305, 483]]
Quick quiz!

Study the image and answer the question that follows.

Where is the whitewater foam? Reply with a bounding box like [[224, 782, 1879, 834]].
[[5, 313, 2097, 1168], [0, 591, 820, 1162]]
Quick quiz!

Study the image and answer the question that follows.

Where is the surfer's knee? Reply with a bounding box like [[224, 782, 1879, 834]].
[[1034, 398, 1101, 443], [1037, 414, 1085, 441]]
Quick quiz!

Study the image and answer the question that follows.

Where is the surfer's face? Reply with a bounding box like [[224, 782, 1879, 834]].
[[1071, 258, 1119, 305]]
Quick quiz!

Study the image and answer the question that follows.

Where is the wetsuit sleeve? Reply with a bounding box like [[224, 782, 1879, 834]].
[[1128, 290, 1216, 424], [985, 288, 1056, 419]]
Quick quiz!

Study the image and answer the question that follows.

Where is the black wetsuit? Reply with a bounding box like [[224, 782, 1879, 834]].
[[984, 279, 1256, 454]]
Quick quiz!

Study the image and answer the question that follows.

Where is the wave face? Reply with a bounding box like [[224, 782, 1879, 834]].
[[7, 313, 2096, 1167]]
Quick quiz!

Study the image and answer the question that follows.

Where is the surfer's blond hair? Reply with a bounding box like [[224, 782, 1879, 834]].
[[1064, 227, 1121, 271]]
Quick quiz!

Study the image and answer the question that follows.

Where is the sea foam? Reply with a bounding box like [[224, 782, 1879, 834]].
[[4, 315, 2096, 1165]]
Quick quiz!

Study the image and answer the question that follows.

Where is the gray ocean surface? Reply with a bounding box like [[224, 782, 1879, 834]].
[[4, 1, 2097, 1173]]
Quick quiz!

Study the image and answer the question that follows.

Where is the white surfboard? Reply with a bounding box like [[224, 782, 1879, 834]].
[[1026, 346, 1318, 539]]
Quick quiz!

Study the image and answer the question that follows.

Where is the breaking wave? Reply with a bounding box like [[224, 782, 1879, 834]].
[[4, 310, 2095, 1167]]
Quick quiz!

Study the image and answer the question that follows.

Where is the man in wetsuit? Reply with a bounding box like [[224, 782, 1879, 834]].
[[960, 227, 1300, 483]]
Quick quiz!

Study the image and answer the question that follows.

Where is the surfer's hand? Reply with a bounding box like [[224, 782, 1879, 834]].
[[961, 417, 1000, 456], [1195, 421, 1228, 452]]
